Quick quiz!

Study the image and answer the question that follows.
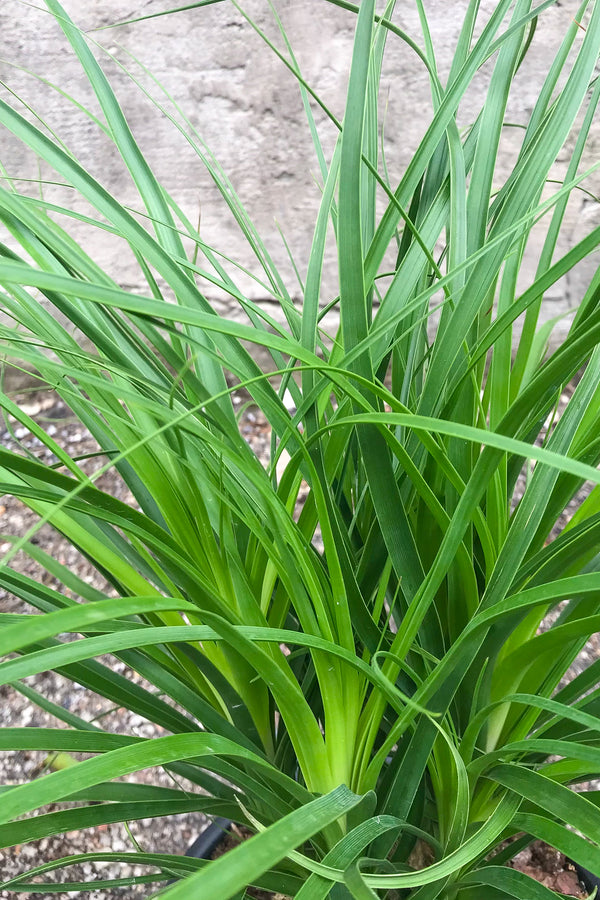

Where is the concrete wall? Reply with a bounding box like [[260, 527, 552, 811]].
[[1, 0, 599, 386]]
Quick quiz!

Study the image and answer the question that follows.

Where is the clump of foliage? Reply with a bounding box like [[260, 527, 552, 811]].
[[1, 0, 600, 897]]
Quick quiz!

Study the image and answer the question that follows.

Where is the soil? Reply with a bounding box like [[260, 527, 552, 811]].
[[209, 825, 285, 899], [0, 389, 596, 898], [209, 831, 590, 898], [509, 841, 587, 897]]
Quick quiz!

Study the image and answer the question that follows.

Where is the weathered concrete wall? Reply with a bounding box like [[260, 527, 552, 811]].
[[1, 1, 599, 386]]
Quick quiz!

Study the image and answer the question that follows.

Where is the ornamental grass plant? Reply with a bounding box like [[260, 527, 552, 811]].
[[1, 0, 600, 897]]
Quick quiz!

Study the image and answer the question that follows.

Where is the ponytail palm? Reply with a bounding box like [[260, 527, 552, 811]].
[[2, 1, 600, 897]]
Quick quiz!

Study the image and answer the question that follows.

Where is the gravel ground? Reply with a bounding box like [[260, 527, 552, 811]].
[[0, 393, 224, 898], [0, 388, 596, 898]]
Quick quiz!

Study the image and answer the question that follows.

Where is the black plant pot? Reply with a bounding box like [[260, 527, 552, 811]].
[[185, 817, 233, 860], [177, 827, 600, 897], [166, 818, 232, 887], [571, 861, 600, 896]]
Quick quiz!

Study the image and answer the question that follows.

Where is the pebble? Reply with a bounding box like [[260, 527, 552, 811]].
[[19, 401, 41, 416]]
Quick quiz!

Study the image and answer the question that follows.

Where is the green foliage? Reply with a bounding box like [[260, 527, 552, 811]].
[[1, 0, 600, 896]]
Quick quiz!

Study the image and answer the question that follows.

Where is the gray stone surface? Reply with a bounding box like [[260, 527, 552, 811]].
[[1, 0, 599, 387]]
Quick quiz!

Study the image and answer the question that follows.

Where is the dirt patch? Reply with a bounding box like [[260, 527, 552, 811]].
[[510, 841, 587, 898], [209, 824, 287, 899]]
